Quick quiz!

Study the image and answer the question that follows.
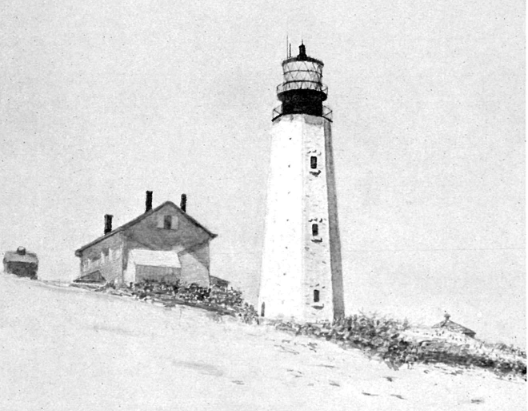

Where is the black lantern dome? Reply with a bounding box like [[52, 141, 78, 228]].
[[273, 44, 331, 121]]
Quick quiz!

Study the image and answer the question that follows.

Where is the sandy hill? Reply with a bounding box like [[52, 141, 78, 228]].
[[0, 273, 524, 411]]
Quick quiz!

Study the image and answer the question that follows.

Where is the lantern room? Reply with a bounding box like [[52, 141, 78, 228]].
[[273, 44, 331, 121]]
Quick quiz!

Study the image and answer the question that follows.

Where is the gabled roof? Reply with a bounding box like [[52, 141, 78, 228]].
[[75, 201, 217, 257], [432, 316, 476, 337]]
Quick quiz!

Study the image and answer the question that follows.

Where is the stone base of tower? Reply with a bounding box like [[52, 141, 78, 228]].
[[259, 114, 344, 323]]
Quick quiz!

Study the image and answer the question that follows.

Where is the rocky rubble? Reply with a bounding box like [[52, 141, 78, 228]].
[[73, 279, 260, 324], [71, 280, 526, 380], [269, 314, 527, 380]]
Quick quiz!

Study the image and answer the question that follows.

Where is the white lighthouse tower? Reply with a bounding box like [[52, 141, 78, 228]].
[[259, 44, 344, 322]]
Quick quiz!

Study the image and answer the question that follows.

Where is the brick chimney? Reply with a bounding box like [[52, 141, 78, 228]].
[[180, 194, 187, 212], [145, 191, 153, 212], [104, 214, 113, 235]]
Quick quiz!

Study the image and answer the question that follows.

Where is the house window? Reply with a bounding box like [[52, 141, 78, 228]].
[[164, 215, 172, 229], [313, 289, 320, 303], [312, 223, 319, 237], [102, 248, 109, 264], [91, 255, 100, 266], [310, 156, 317, 169]]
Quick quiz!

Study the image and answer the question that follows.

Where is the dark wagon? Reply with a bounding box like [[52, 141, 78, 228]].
[[3, 246, 38, 279]]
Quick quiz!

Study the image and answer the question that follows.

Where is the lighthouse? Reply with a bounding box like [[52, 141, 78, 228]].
[[259, 44, 345, 322]]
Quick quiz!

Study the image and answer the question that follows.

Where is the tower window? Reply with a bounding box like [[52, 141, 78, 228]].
[[310, 156, 317, 169], [312, 223, 319, 237], [261, 302, 266, 317], [313, 289, 320, 303], [163, 215, 172, 229]]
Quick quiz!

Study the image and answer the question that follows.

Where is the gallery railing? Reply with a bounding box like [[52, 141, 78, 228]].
[[272, 105, 333, 122]]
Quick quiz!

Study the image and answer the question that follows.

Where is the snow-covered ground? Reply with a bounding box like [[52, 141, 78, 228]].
[[0, 273, 525, 411]]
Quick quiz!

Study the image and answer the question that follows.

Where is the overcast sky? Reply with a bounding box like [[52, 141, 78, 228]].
[[0, 0, 524, 346]]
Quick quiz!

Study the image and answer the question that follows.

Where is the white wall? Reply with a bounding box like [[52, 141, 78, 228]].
[[301, 115, 336, 321], [260, 115, 304, 319], [260, 114, 343, 322]]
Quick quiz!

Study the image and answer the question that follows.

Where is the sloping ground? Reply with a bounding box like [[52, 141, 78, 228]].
[[0, 273, 525, 411]]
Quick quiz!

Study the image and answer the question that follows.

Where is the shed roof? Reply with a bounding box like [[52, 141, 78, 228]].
[[4, 250, 38, 264], [210, 275, 230, 286], [75, 201, 217, 257], [432, 315, 476, 337]]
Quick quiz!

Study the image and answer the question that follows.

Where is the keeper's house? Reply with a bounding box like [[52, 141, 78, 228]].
[[74, 191, 217, 287]]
